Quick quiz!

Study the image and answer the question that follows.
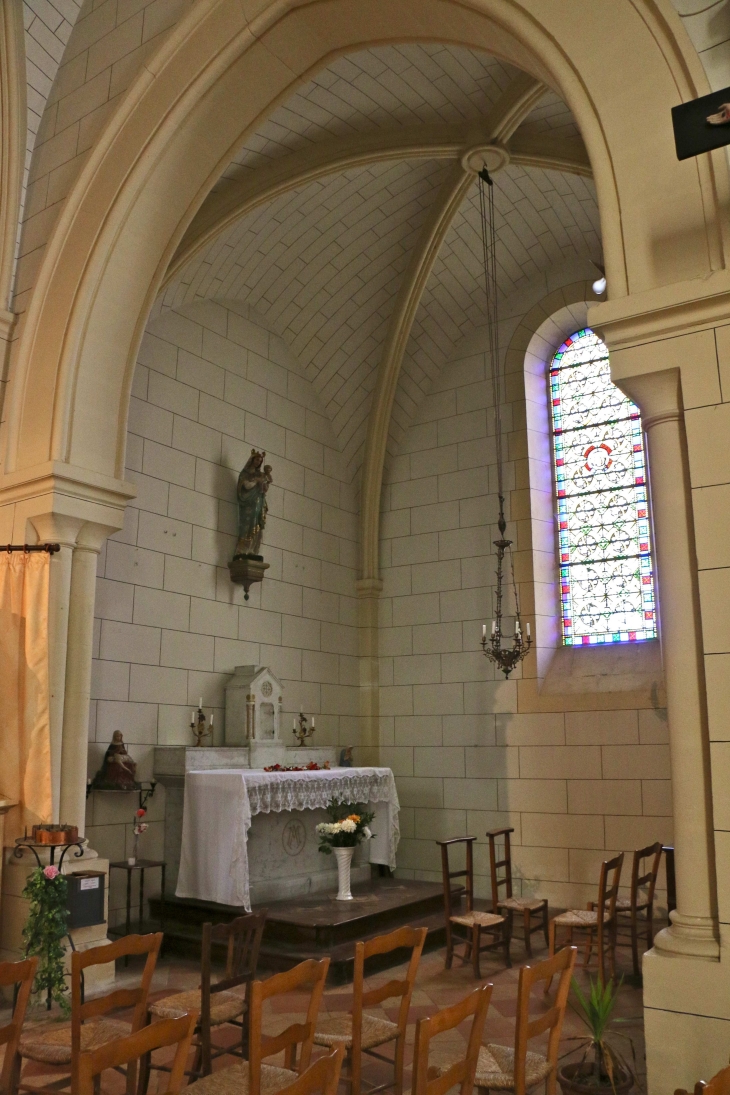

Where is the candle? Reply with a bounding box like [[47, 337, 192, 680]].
[[210, 712, 214, 725], [482, 624, 487, 640], [191, 710, 195, 724], [491, 620, 496, 636], [311, 717, 315, 728], [300, 706, 303, 714], [527, 622, 531, 638], [293, 718, 296, 730], [199, 696, 203, 709]]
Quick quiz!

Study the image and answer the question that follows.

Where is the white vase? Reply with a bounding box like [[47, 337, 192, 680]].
[[334, 846, 355, 901]]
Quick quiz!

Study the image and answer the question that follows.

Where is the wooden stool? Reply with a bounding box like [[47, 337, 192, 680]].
[[487, 827, 548, 956], [436, 837, 510, 977], [313, 926, 427, 1095], [615, 842, 662, 977], [546, 854, 623, 988]]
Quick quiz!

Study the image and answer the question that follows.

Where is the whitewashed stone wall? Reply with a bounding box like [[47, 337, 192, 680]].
[[379, 322, 673, 910], [86, 301, 359, 923]]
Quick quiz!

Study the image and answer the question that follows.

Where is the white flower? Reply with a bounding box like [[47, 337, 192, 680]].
[[340, 819, 356, 833], [362, 826, 372, 840]]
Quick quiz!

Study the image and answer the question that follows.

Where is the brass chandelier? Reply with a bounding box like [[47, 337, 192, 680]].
[[476, 168, 532, 678]]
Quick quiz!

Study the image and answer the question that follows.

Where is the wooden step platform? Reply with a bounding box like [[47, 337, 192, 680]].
[[149, 877, 454, 983]]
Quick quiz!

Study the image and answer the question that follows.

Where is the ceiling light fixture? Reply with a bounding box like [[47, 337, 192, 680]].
[[592, 263, 607, 296], [476, 169, 532, 679]]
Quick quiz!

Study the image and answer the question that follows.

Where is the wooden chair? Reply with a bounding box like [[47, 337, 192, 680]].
[[313, 926, 428, 1095], [546, 854, 623, 990], [411, 983, 492, 1095], [614, 842, 662, 977], [676, 1064, 730, 1095], [279, 1046, 345, 1095], [487, 828, 548, 957], [15, 932, 162, 1095], [144, 911, 266, 1082], [184, 956, 330, 1095], [77, 1012, 197, 1095], [0, 958, 37, 1095], [436, 838, 510, 977], [469, 947, 577, 1095]]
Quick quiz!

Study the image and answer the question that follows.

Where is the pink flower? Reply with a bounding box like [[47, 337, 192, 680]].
[[43, 865, 59, 880]]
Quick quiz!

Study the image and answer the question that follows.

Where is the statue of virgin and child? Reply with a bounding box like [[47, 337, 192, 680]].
[[234, 449, 273, 559]]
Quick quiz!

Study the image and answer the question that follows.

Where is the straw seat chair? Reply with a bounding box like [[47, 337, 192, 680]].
[[14, 932, 161, 1095], [313, 926, 427, 1095], [676, 1064, 730, 1095], [0, 957, 37, 1095], [145, 912, 266, 1082], [276, 1046, 344, 1095], [411, 983, 492, 1095], [612, 843, 662, 977], [183, 957, 329, 1095], [487, 828, 548, 957], [436, 838, 510, 976], [547, 853, 623, 988], [438, 947, 577, 1095], [76, 1012, 197, 1095]]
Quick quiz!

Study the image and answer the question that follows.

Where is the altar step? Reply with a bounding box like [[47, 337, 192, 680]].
[[149, 877, 456, 983]]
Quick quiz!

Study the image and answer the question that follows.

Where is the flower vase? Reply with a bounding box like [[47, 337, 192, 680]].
[[334, 846, 354, 901]]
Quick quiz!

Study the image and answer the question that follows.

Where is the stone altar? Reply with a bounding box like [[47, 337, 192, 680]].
[[153, 744, 339, 894]]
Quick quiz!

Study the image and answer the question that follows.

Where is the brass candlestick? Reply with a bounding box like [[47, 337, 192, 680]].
[[292, 711, 315, 747], [191, 704, 213, 747]]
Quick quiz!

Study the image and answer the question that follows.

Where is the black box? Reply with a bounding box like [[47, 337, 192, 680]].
[[66, 871, 105, 929]]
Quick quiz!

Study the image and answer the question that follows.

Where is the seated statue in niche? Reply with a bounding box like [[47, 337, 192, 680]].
[[91, 731, 140, 791], [234, 449, 273, 559]]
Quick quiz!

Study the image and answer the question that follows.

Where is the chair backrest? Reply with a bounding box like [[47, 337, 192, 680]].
[[436, 837, 476, 918], [630, 842, 663, 909], [411, 983, 492, 1095], [201, 911, 267, 1016], [675, 1065, 730, 1095], [0, 957, 38, 1092], [278, 1045, 345, 1095], [76, 1012, 197, 1095], [353, 926, 427, 1045], [71, 932, 162, 1089], [513, 947, 578, 1095], [596, 853, 624, 924], [487, 827, 515, 910], [248, 957, 330, 1095]]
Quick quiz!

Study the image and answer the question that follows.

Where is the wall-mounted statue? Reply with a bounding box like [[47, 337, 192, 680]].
[[91, 731, 140, 791], [229, 449, 272, 599], [235, 449, 272, 558]]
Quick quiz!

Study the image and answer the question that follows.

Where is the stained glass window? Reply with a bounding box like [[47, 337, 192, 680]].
[[549, 328, 657, 645]]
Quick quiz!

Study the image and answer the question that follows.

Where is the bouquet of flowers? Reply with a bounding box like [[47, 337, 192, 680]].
[[131, 807, 148, 862], [316, 801, 374, 854]]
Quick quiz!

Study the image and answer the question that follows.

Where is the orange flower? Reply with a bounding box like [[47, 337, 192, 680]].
[[347, 814, 360, 823]]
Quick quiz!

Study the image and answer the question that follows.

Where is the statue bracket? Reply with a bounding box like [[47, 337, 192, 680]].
[[229, 554, 270, 600]]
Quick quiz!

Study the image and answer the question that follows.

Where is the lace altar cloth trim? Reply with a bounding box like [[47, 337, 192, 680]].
[[176, 767, 400, 911]]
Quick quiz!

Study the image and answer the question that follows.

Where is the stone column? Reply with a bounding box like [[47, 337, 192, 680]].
[[29, 515, 83, 822], [60, 522, 115, 834], [356, 578, 382, 765], [619, 367, 718, 960]]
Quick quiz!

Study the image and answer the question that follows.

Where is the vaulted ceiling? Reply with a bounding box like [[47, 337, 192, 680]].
[[156, 44, 601, 481]]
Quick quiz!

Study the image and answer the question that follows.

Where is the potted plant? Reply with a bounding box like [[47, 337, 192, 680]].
[[22, 865, 70, 1012], [557, 977, 635, 1095], [316, 801, 374, 901]]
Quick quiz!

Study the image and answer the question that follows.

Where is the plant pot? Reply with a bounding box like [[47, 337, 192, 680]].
[[557, 1062, 633, 1095], [334, 846, 355, 901]]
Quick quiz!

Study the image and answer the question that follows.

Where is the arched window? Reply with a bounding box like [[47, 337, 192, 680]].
[[549, 328, 656, 646]]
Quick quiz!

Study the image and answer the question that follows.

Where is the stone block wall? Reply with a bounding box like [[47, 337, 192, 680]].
[[87, 300, 359, 925], [379, 322, 673, 909]]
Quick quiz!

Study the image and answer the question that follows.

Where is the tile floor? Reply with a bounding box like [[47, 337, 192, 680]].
[[13, 932, 646, 1093]]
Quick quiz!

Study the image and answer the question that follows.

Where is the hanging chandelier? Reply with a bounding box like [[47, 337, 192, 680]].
[[476, 168, 532, 679]]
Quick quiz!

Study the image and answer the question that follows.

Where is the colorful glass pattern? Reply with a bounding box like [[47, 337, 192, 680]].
[[549, 328, 657, 645]]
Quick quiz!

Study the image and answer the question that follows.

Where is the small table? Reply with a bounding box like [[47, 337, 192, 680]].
[[109, 859, 166, 963]]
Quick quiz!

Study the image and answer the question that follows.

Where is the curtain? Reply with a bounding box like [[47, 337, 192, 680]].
[[0, 552, 52, 843]]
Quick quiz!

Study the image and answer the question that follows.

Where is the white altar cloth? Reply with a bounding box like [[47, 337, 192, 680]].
[[175, 767, 400, 910]]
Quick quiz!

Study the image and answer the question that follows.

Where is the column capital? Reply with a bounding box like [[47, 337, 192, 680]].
[[611, 366, 682, 425], [356, 578, 383, 598]]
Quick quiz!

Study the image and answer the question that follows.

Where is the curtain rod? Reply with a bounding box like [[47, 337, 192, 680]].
[[0, 544, 60, 553]]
